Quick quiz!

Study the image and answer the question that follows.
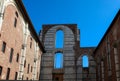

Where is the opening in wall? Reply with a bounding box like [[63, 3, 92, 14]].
[[1, 42, 6, 53], [54, 53, 63, 69], [0, 66, 2, 76], [6, 68, 10, 80], [55, 30, 64, 48], [82, 55, 89, 68], [9, 48, 14, 63]]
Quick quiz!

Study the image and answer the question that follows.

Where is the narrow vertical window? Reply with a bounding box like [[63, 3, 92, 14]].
[[14, 18, 17, 27], [24, 60, 26, 68], [31, 66, 32, 72], [16, 53, 19, 62], [1, 42, 6, 53], [15, 11, 18, 17], [27, 64, 30, 73], [0, 66, 3, 76], [30, 38, 32, 48], [82, 55, 89, 68], [15, 72, 18, 80], [6, 68, 10, 80], [22, 75, 24, 80], [55, 30, 64, 48], [9, 48, 14, 63], [54, 53, 63, 69], [26, 77, 28, 80]]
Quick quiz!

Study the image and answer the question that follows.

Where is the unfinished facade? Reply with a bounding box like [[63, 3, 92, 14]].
[[39, 24, 96, 81], [39, 10, 120, 81], [0, 0, 120, 81]]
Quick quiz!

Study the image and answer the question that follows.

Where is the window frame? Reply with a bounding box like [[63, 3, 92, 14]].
[[16, 53, 19, 62], [14, 17, 17, 27], [15, 72, 18, 80], [0, 66, 2, 76], [1, 42, 6, 53], [6, 68, 10, 80], [27, 64, 30, 74], [9, 48, 14, 63]]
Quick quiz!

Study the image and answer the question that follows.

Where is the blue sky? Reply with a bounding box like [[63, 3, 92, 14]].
[[55, 30, 64, 48], [54, 53, 63, 68], [22, 0, 120, 47]]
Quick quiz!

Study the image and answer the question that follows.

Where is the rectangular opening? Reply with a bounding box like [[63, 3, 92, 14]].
[[1, 42, 6, 53], [9, 48, 14, 63], [0, 66, 3, 76], [6, 68, 10, 80], [27, 64, 30, 74], [15, 72, 18, 80], [16, 53, 19, 62], [14, 18, 17, 27]]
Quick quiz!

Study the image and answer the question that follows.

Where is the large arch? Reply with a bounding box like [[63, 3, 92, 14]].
[[40, 25, 77, 81], [44, 25, 75, 49]]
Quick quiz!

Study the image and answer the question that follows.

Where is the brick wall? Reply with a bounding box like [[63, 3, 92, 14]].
[[0, 4, 23, 80], [0, 1, 44, 80], [94, 10, 120, 81]]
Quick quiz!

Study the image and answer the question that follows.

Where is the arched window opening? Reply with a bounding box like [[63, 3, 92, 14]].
[[82, 55, 89, 68], [54, 53, 63, 69], [55, 30, 64, 48]]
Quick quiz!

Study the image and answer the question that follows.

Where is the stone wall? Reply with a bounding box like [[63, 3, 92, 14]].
[[76, 48, 96, 81], [40, 24, 78, 81]]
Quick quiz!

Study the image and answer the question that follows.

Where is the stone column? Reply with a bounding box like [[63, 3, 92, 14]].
[[0, 0, 4, 31], [33, 42, 39, 80], [113, 28, 120, 81], [114, 48, 120, 81], [18, 23, 29, 80], [101, 61, 104, 81]]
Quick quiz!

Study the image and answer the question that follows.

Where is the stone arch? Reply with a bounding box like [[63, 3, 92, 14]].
[[0, 0, 25, 31], [40, 24, 77, 81], [77, 54, 96, 81], [55, 27, 64, 32], [44, 25, 75, 49], [1, 2, 25, 40], [2, 1, 19, 18], [3, 0, 19, 12]]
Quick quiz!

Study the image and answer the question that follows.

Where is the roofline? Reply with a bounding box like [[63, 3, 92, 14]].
[[15, 0, 45, 53], [93, 9, 120, 55], [42, 24, 77, 25]]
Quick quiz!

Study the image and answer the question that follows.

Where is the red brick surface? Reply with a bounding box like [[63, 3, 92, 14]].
[[0, 4, 42, 80]]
